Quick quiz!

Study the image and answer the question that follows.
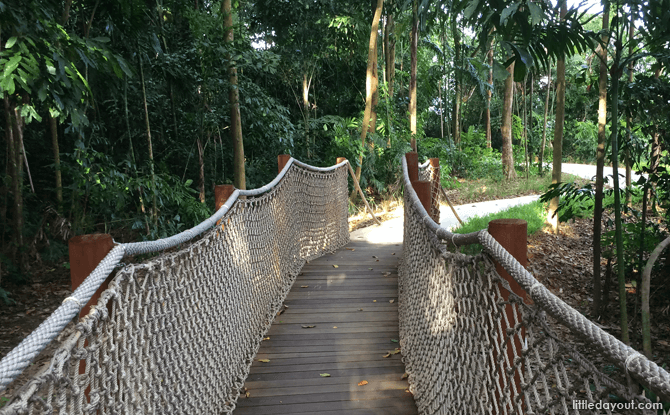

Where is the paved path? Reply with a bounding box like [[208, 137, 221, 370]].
[[559, 163, 642, 188]]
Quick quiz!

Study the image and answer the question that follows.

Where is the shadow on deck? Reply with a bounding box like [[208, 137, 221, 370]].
[[235, 238, 417, 415]]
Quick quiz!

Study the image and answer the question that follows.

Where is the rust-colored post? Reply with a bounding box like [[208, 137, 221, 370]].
[[68, 234, 115, 319], [278, 154, 291, 174], [215, 184, 235, 210], [488, 218, 529, 414], [412, 180, 431, 215], [405, 152, 418, 183], [428, 158, 441, 223]]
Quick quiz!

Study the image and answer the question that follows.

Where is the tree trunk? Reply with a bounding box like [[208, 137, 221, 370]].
[[384, 14, 395, 99], [370, 28, 379, 134], [529, 73, 534, 174], [138, 51, 158, 224], [452, 16, 462, 146], [353, 0, 384, 193], [49, 115, 63, 212], [539, 66, 551, 175], [501, 62, 517, 180], [303, 73, 311, 157], [592, 1, 609, 318], [650, 67, 661, 212], [197, 137, 205, 203], [486, 45, 493, 149], [223, 0, 246, 190], [610, 39, 630, 345], [4, 95, 23, 268], [408, 0, 418, 151], [641, 237, 670, 358], [439, 79, 444, 139], [625, 17, 634, 207], [549, 0, 567, 234]]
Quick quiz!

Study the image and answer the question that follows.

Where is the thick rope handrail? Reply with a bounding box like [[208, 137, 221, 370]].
[[0, 157, 348, 393], [404, 154, 670, 402]]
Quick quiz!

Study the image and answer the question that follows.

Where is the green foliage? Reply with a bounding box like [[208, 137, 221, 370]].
[[564, 120, 599, 163]]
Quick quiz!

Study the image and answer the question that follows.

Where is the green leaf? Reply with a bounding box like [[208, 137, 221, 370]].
[[464, 0, 480, 19], [5, 37, 17, 49], [527, 2, 544, 26], [500, 2, 520, 25], [3, 54, 22, 78], [320, 373, 331, 377]]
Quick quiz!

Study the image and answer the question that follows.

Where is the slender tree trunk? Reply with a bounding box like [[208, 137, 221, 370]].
[[593, 1, 609, 318], [370, 30, 379, 134], [49, 115, 63, 212], [138, 52, 158, 224], [439, 79, 444, 139], [409, 0, 418, 151], [501, 62, 516, 180], [197, 137, 205, 203], [353, 0, 384, 193], [5, 96, 24, 269], [539, 64, 552, 175], [62, 0, 73, 26], [384, 14, 395, 99], [452, 16, 461, 146], [303, 73, 311, 157], [649, 67, 661, 212], [549, 0, 567, 234], [223, 0, 246, 189], [529, 73, 534, 172], [625, 17, 634, 207], [610, 38, 630, 344], [486, 45, 493, 149], [523, 77, 530, 178], [641, 237, 670, 358]]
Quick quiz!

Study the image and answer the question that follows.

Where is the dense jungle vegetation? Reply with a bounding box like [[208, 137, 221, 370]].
[[0, 0, 669, 352]]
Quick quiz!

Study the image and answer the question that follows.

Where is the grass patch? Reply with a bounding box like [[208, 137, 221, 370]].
[[450, 173, 584, 204], [453, 200, 546, 253]]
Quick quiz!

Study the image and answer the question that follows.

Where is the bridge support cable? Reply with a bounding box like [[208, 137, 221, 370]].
[[0, 158, 350, 415], [399, 155, 670, 414]]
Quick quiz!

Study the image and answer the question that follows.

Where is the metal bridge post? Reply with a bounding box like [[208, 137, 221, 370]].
[[488, 218, 529, 414]]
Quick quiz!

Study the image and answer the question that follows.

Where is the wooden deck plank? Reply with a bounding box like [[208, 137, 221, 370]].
[[236, 240, 416, 414]]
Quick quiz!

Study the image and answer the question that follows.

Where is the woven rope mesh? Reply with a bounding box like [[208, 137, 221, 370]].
[[399, 185, 666, 415], [1, 163, 349, 415]]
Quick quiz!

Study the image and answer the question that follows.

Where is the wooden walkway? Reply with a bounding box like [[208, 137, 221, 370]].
[[235, 239, 417, 415]]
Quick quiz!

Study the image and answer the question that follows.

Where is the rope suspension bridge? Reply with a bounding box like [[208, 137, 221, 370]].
[[0, 155, 668, 414]]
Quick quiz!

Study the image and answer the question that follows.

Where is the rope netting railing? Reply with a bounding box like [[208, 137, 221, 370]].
[[0, 158, 350, 415], [400, 154, 670, 414]]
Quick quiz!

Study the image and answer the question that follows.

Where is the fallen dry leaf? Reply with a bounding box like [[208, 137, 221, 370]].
[[372, 256, 378, 259], [263, 336, 270, 340], [389, 299, 395, 304], [333, 326, 337, 328], [358, 308, 364, 311], [373, 300, 377, 303], [258, 359, 270, 363], [358, 380, 368, 386], [401, 373, 409, 380], [345, 248, 355, 251], [302, 325, 316, 329], [245, 391, 251, 398], [300, 285, 309, 288], [320, 373, 331, 377], [333, 265, 339, 268]]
